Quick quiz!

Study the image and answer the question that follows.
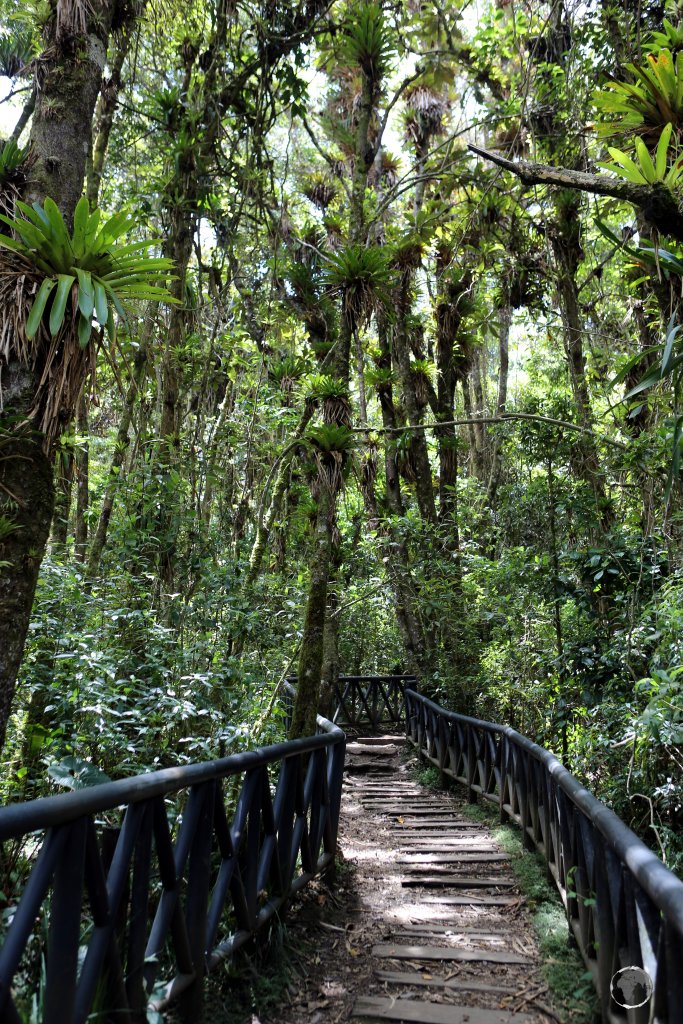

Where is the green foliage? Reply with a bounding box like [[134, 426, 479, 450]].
[[47, 756, 111, 790], [598, 124, 683, 187], [306, 423, 355, 454], [0, 27, 32, 78], [648, 19, 683, 54], [338, 3, 395, 82], [0, 197, 176, 345], [269, 354, 310, 388], [0, 139, 28, 182], [304, 374, 349, 403], [594, 49, 683, 139], [323, 245, 393, 322]]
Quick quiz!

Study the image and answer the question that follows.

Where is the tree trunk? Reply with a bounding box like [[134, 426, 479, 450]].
[[0, 0, 118, 750], [86, 321, 152, 575], [487, 303, 511, 503], [87, 28, 132, 206], [470, 352, 487, 481], [290, 487, 334, 739], [393, 273, 437, 523], [319, 585, 340, 718], [550, 204, 610, 523], [373, 322, 426, 672], [50, 450, 73, 555], [74, 395, 89, 561]]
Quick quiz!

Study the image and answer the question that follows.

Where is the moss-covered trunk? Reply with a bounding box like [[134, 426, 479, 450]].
[[0, 0, 117, 750], [393, 271, 436, 524], [289, 21, 377, 735], [290, 487, 334, 738]]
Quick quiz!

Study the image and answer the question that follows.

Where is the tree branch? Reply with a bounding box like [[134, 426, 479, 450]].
[[350, 412, 628, 451], [468, 144, 683, 243]]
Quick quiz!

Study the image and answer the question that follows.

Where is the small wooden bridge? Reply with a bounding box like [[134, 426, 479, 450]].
[[0, 677, 681, 1024]]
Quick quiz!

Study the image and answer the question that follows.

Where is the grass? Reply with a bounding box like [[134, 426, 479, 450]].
[[460, 799, 599, 1023], [415, 764, 443, 789], [200, 918, 296, 1024]]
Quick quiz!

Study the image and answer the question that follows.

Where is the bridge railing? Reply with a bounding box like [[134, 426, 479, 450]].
[[405, 687, 683, 1024], [330, 675, 416, 731], [0, 710, 345, 1024]]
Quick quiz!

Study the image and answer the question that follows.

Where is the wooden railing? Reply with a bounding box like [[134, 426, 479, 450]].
[[405, 687, 683, 1024], [0, 711, 345, 1023], [330, 675, 416, 731]]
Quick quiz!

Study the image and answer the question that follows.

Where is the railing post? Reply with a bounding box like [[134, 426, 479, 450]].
[[466, 726, 478, 804], [179, 781, 216, 1022], [44, 819, 87, 1024]]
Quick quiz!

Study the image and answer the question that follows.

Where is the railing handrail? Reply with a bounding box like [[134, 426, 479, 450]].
[[405, 687, 683, 1023], [0, 694, 346, 1023], [407, 689, 683, 936], [0, 719, 343, 841]]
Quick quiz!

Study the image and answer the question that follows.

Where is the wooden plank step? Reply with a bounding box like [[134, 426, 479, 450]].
[[372, 943, 532, 965], [395, 838, 496, 845], [354, 735, 406, 745], [353, 995, 533, 1023], [347, 743, 399, 755], [403, 854, 508, 863], [362, 807, 466, 814], [375, 970, 519, 996], [395, 923, 511, 936], [401, 876, 516, 889], [392, 932, 510, 946], [391, 827, 484, 834], [418, 895, 519, 906], [390, 819, 482, 826], [396, 847, 498, 854]]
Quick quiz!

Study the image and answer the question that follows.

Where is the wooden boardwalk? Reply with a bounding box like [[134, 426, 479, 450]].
[[342, 737, 557, 1024]]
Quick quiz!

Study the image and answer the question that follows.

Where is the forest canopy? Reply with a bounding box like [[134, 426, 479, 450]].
[[0, 0, 682, 874]]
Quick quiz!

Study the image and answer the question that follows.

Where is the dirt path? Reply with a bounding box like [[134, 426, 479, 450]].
[[260, 738, 562, 1024]]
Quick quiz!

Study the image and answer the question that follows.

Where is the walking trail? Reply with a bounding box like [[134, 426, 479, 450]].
[[261, 737, 562, 1024]]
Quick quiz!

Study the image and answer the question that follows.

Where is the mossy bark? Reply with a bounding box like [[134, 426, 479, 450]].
[[0, 0, 118, 750], [290, 487, 334, 739], [50, 451, 73, 555], [393, 271, 437, 524], [74, 395, 89, 561]]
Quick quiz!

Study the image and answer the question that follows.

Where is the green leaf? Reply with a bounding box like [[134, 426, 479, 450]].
[[26, 277, 56, 339], [75, 268, 94, 319], [635, 137, 656, 183], [665, 414, 683, 501], [106, 303, 116, 342], [93, 278, 108, 325], [77, 311, 92, 347], [623, 366, 664, 401], [49, 274, 75, 336], [605, 147, 647, 183], [26, 203, 52, 232], [72, 196, 90, 258], [0, 229, 27, 255], [48, 756, 111, 791], [661, 310, 680, 375], [608, 345, 662, 388], [41, 198, 72, 269], [655, 122, 673, 179]]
